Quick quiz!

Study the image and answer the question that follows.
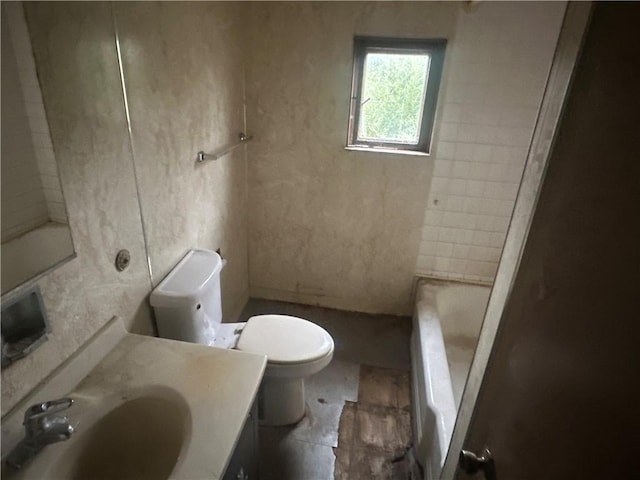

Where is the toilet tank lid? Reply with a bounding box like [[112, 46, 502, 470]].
[[150, 249, 223, 308]]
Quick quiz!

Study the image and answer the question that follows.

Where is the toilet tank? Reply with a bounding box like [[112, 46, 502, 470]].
[[149, 249, 224, 345]]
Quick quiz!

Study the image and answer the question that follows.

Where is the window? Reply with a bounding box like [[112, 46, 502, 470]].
[[347, 37, 446, 155]]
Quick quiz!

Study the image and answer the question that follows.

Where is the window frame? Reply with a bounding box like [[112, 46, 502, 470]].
[[347, 36, 446, 155]]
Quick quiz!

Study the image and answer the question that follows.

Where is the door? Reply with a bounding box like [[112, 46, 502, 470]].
[[445, 3, 640, 479]]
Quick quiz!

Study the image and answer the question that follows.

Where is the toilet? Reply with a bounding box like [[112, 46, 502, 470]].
[[149, 248, 334, 426]]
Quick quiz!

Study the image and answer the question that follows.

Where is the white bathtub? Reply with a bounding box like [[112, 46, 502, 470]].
[[411, 279, 490, 480]]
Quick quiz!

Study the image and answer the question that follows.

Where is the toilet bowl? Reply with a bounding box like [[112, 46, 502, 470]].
[[149, 249, 334, 426], [236, 314, 333, 425]]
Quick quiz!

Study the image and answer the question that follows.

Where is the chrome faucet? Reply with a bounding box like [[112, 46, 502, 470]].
[[5, 398, 75, 470]]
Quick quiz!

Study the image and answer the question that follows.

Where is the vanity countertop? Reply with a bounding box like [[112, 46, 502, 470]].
[[1, 318, 267, 479]]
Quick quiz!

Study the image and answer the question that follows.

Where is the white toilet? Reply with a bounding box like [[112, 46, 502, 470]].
[[149, 249, 334, 426]]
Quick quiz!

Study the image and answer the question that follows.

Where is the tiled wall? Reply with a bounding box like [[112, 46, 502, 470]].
[[3, 4, 67, 233], [1, 8, 48, 242], [416, 2, 566, 284]]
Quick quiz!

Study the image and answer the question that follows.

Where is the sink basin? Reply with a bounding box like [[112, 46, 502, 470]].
[[1, 317, 267, 479], [50, 392, 191, 480]]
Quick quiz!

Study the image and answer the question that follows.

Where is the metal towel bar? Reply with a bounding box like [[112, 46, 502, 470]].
[[197, 133, 253, 163]]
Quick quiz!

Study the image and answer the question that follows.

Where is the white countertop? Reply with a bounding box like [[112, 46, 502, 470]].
[[1, 318, 267, 479]]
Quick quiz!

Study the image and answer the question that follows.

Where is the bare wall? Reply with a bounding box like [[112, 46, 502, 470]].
[[2, 2, 153, 416], [2, 2, 249, 414], [245, 2, 459, 315], [115, 2, 250, 321]]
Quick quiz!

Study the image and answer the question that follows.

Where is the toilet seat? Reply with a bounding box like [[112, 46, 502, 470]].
[[150, 247, 335, 426], [236, 314, 333, 365]]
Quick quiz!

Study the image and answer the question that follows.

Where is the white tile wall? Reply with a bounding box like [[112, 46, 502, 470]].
[[416, 2, 566, 284], [1, 8, 46, 242], [5, 4, 67, 227]]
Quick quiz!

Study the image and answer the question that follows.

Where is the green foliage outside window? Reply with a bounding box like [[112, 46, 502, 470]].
[[358, 53, 430, 144]]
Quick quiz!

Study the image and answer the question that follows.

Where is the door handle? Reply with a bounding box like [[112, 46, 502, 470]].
[[459, 447, 496, 480]]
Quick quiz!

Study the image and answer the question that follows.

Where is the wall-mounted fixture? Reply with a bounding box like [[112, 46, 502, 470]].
[[1, 285, 51, 369], [115, 249, 131, 272], [197, 133, 253, 163]]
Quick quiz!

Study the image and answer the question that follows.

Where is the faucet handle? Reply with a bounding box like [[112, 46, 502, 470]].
[[6, 399, 75, 470], [23, 398, 74, 424]]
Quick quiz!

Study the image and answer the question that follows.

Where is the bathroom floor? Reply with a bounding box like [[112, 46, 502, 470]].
[[238, 299, 413, 480]]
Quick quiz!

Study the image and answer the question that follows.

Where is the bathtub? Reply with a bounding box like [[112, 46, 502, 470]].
[[411, 278, 490, 480]]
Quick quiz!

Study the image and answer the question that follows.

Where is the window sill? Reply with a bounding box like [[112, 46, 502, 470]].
[[345, 145, 430, 157]]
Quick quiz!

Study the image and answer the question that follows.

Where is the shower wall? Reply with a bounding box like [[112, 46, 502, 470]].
[[416, 2, 566, 284]]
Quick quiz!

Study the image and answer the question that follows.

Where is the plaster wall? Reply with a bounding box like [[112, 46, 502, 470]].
[[1, 2, 248, 414], [245, 2, 459, 315], [115, 2, 249, 321], [2, 2, 152, 416], [1, 0, 567, 416]]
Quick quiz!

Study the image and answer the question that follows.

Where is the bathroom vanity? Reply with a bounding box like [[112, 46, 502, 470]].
[[0, 317, 267, 479]]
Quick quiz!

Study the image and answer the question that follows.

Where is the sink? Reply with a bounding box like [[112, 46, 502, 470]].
[[1, 317, 267, 479], [50, 392, 191, 480]]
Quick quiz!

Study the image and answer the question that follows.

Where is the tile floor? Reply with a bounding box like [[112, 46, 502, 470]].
[[238, 299, 412, 480]]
